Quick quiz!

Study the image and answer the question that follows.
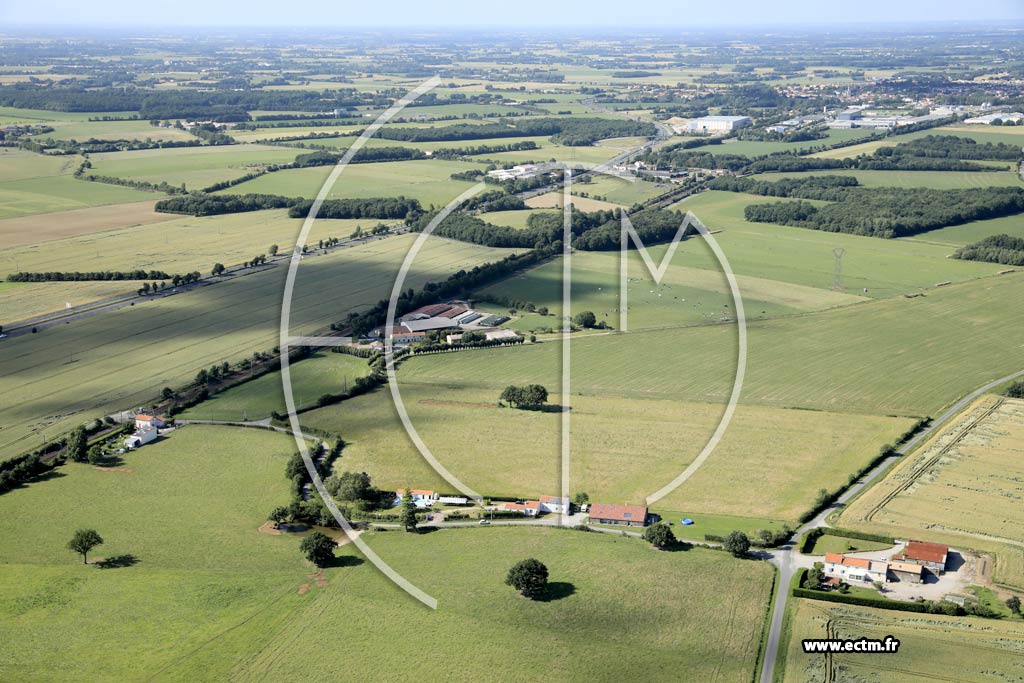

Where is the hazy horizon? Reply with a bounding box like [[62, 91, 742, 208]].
[[3, 0, 1022, 30]]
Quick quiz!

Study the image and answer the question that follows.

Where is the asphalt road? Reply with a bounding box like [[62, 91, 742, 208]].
[[758, 367, 1024, 683]]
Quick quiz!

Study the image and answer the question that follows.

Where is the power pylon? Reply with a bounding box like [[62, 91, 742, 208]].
[[832, 247, 846, 290]]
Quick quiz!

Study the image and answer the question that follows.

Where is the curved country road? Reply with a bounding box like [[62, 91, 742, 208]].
[[758, 367, 1024, 683]]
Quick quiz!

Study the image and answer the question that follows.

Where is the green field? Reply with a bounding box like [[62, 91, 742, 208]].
[[902, 212, 1024, 246], [782, 598, 1024, 683], [88, 144, 304, 191], [299, 373, 910, 521], [0, 149, 153, 219], [180, 351, 372, 421], [705, 128, 877, 157], [479, 208, 558, 229], [671, 191, 1003, 297], [0, 233, 518, 458], [750, 167, 1022, 190], [802, 532, 893, 556], [400, 272, 1024, 417], [36, 119, 197, 143], [0, 424, 775, 682], [810, 124, 1024, 159], [0, 280, 145, 324], [219, 158, 482, 208], [572, 173, 669, 205], [476, 244, 866, 332]]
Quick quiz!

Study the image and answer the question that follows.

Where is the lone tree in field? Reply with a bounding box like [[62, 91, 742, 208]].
[[573, 310, 597, 329], [724, 530, 751, 558], [399, 487, 418, 533], [643, 522, 676, 549], [300, 531, 336, 567], [67, 529, 104, 564], [505, 558, 549, 600], [500, 384, 549, 409]]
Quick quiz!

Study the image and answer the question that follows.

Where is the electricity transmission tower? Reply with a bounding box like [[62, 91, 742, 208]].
[[832, 247, 846, 290]]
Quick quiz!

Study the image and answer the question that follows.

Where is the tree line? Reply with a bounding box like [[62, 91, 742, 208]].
[[7, 269, 173, 282], [154, 192, 421, 219], [953, 234, 1024, 266]]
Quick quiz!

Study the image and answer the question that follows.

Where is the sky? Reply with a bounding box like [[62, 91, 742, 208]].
[[3, 0, 1023, 29]]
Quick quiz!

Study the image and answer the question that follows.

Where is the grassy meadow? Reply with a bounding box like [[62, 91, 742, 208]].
[[180, 351, 373, 421], [218, 158, 483, 208], [300, 372, 911, 522], [0, 423, 775, 682], [0, 280, 146, 324]]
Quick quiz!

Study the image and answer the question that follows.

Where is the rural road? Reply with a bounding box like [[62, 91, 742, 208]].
[[758, 367, 1024, 683]]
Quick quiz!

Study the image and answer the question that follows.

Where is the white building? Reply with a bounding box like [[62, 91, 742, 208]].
[[538, 495, 571, 514], [134, 414, 167, 430], [685, 116, 752, 134], [964, 112, 1024, 125], [125, 425, 158, 450], [823, 553, 889, 583]]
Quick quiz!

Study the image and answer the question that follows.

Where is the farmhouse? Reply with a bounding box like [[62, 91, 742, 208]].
[[134, 414, 167, 430], [503, 500, 541, 516], [589, 503, 649, 527], [823, 553, 889, 583], [894, 540, 949, 575], [395, 489, 439, 507], [124, 425, 158, 449]]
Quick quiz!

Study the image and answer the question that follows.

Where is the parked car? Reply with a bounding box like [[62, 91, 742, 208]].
[[478, 519, 490, 525]]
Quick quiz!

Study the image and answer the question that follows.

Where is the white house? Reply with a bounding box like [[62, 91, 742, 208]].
[[125, 425, 158, 449], [395, 489, 439, 507], [823, 553, 889, 583], [538, 495, 571, 514], [134, 414, 167, 430], [502, 500, 541, 516]]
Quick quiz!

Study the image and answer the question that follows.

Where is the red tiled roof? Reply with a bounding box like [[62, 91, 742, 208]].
[[824, 553, 873, 570], [903, 540, 948, 564], [589, 503, 647, 522]]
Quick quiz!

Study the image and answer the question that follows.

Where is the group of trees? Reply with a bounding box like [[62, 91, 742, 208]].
[[155, 192, 293, 216], [953, 233, 1024, 266], [500, 384, 549, 408], [7, 269, 172, 282], [374, 117, 654, 146], [712, 175, 1024, 238], [288, 196, 421, 220], [292, 146, 427, 166]]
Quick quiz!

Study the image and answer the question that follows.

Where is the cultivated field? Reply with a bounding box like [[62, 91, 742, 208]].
[[0, 199, 171, 249], [705, 128, 876, 156], [782, 599, 1024, 683], [479, 208, 558, 229], [1, 209, 377, 275], [0, 149, 153, 219], [87, 144, 305, 191], [0, 280, 144, 324], [36, 119, 198, 143], [219, 158, 483, 207], [749, 168, 1023, 189], [571, 173, 669, 205], [526, 191, 622, 211], [841, 395, 1024, 589], [0, 234, 518, 457]]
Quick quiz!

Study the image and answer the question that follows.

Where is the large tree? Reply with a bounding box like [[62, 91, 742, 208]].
[[399, 487, 418, 533], [67, 427, 88, 463], [505, 558, 549, 599], [300, 531, 336, 567], [67, 528, 104, 564], [573, 311, 597, 328], [643, 522, 676, 549], [723, 530, 751, 558], [333, 471, 372, 502]]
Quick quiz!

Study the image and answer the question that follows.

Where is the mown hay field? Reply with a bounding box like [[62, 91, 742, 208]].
[[841, 395, 1024, 589], [0, 234, 518, 458], [782, 598, 1024, 683]]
